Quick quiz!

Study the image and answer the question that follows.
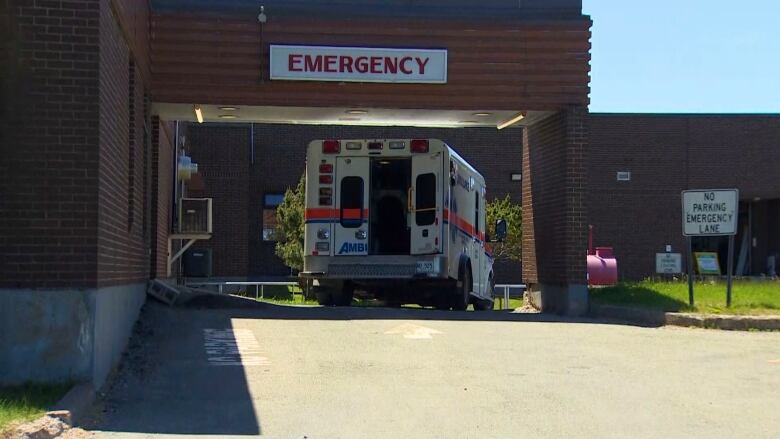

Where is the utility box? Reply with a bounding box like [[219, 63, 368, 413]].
[[179, 198, 212, 234], [183, 249, 212, 278]]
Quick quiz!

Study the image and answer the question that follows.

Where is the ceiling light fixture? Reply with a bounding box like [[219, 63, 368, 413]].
[[497, 112, 526, 130], [218, 114, 238, 119], [219, 106, 239, 111], [346, 110, 368, 115], [473, 112, 492, 117], [193, 106, 204, 124]]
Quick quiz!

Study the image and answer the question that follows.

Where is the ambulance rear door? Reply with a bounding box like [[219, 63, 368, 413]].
[[334, 157, 370, 256], [410, 151, 443, 255]]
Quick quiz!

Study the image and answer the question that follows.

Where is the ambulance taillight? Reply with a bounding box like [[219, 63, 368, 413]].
[[319, 163, 333, 173], [323, 140, 341, 154], [410, 139, 429, 153]]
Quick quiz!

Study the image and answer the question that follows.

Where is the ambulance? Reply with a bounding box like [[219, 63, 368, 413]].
[[300, 139, 507, 310]]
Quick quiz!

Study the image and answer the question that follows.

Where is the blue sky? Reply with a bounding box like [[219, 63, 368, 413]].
[[583, 0, 780, 113]]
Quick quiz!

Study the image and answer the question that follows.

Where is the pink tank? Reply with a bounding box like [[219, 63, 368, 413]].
[[587, 247, 618, 286]]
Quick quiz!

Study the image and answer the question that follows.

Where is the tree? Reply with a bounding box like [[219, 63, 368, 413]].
[[275, 174, 305, 272], [486, 195, 522, 262]]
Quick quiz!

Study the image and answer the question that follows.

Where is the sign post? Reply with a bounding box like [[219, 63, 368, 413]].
[[682, 189, 739, 308], [687, 237, 694, 307], [727, 235, 735, 307]]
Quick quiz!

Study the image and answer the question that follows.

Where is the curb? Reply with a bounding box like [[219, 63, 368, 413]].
[[48, 383, 96, 427], [590, 304, 780, 331]]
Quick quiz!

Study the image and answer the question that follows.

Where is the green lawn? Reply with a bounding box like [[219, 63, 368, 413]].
[[591, 279, 780, 315], [0, 383, 70, 433]]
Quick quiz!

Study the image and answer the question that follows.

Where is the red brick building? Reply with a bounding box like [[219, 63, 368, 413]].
[[589, 114, 780, 280], [1, 0, 777, 388], [183, 115, 780, 284]]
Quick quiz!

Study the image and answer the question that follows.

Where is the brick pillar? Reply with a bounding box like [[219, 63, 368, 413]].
[[522, 107, 589, 315]]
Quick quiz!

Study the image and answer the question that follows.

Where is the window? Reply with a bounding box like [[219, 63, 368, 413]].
[[415, 173, 436, 226], [262, 194, 284, 241], [340, 177, 364, 228]]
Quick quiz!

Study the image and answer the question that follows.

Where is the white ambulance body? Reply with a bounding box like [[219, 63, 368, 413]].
[[301, 138, 500, 310]]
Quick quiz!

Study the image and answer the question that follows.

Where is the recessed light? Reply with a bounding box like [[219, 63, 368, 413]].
[[346, 110, 368, 115], [473, 112, 492, 117], [219, 106, 239, 111], [218, 114, 238, 119]]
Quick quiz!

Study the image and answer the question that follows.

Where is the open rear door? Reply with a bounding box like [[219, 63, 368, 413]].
[[410, 152, 443, 255], [334, 157, 369, 256]]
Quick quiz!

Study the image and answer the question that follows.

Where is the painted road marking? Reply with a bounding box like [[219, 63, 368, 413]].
[[385, 323, 442, 339], [203, 329, 271, 366]]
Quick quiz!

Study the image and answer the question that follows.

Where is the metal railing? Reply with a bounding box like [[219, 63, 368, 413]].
[[184, 281, 305, 300], [494, 284, 527, 310], [184, 280, 526, 309]]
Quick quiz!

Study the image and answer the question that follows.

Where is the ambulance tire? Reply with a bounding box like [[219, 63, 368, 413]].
[[451, 268, 471, 311], [333, 282, 355, 307], [474, 274, 495, 311], [315, 287, 334, 306]]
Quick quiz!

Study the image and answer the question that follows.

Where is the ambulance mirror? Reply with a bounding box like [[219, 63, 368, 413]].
[[495, 219, 508, 242]]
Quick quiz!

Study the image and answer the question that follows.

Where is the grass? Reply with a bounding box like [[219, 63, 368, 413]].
[[591, 279, 780, 315], [0, 383, 71, 433]]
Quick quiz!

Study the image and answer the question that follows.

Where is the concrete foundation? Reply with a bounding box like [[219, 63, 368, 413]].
[[0, 283, 146, 388], [527, 284, 589, 316]]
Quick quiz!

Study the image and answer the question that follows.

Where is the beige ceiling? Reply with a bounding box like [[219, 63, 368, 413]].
[[153, 104, 549, 129]]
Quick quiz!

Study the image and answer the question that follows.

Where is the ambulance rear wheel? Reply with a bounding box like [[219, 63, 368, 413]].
[[315, 287, 333, 306], [451, 269, 471, 311]]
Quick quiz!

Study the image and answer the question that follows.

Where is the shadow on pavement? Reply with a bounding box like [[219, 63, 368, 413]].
[[85, 303, 262, 436], [181, 293, 659, 327], [87, 295, 656, 436]]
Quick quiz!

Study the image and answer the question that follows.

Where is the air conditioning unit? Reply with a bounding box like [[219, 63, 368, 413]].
[[179, 198, 212, 234]]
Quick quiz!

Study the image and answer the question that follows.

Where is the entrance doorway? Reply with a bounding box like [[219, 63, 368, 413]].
[[369, 158, 411, 255]]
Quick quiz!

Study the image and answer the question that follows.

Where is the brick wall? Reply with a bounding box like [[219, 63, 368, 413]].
[[186, 124, 252, 277], [96, 0, 148, 287], [150, 117, 174, 278], [185, 123, 523, 283], [522, 108, 588, 288], [588, 114, 780, 280], [0, 0, 101, 288]]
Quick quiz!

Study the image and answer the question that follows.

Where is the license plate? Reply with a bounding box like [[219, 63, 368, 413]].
[[416, 261, 435, 274]]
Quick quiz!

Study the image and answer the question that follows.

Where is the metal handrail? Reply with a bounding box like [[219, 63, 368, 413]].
[[494, 284, 527, 310], [183, 280, 526, 309], [184, 280, 303, 299]]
